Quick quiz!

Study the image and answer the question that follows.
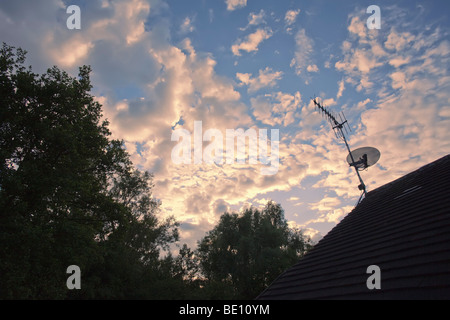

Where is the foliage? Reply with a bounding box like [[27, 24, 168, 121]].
[[196, 201, 313, 299], [0, 43, 178, 299]]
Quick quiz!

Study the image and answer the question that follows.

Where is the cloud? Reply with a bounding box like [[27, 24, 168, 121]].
[[232, 28, 273, 56], [355, 98, 371, 110], [307, 64, 319, 73], [250, 91, 301, 126], [180, 16, 195, 34], [309, 206, 353, 225], [290, 29, 316, 76], [241, 9, 266, 30], [337, 79, 345, 99], [388, 56, 411, 68], [439, 107, 450, 118], [208, 9, 214, 23], [225, 0, 247, 11], [212, 199, 230, 215], [384, 29, 415, 52], [239, 10, 266, 31], [53, 37, 94, 68], [348, 16, 366, 39], [336, 8, 449, 96], [285, 9, 300, 25], [236, 67, 283, 93], [358, 77, 450, 184], [310, 197, 341, 213], [335, 48, 382, 75]]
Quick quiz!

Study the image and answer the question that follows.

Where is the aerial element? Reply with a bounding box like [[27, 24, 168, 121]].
[[312, 98, 381, 205]]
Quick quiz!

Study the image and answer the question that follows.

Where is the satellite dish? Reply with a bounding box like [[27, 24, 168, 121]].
[[347, 147, 380, 171]]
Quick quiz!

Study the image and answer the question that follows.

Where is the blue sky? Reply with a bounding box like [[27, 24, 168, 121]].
[[1, 0, 450, 248]]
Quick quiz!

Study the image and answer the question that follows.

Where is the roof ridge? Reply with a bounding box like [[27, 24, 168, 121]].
[[364, 154, 450, 199]]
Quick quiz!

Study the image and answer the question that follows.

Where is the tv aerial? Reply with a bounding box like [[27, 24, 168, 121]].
[[312, 98, 380, 205]]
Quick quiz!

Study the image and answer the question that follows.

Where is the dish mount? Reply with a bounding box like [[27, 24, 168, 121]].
[[346, 147, 381, 171]]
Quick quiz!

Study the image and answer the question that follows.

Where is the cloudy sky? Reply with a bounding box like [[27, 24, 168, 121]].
[[2, 0, 450, 247]]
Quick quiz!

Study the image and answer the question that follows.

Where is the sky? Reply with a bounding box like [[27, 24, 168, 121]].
[[1, 0, 450, 249]]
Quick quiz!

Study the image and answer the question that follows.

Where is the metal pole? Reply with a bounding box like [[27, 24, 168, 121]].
[[313, 98, 367, 199], [341, 129, 367, 197]]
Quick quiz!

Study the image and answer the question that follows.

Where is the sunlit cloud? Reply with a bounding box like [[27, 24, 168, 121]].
[[236, 67, 283, 93], [290, 28, 317, 76], [180, 17, 195, 34], [240, 9, 266, 31], [225, 0, 247, 11], [285, 9, 301, 26], [231, 28, 273, 56]]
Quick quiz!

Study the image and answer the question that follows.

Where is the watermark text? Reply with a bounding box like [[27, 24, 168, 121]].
[[171, 121, 279, 175]]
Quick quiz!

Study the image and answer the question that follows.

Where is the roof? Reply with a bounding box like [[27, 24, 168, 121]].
[[257, 154, 450, 300]]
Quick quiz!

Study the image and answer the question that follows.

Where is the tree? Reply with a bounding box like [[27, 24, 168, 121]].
[[0, 43, 179, 299], [196, 201, 313, 299]]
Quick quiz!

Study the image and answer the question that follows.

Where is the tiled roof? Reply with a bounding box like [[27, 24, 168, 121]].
[[257, 155, 450, 300]]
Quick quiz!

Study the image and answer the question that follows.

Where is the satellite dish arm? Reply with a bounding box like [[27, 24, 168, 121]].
[[349, 154, 369, 170], [342, 132, 367, 196]]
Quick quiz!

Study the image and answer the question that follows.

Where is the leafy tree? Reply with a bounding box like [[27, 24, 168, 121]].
[[196, 201, 313, 299], [0, 43, 179, 299]]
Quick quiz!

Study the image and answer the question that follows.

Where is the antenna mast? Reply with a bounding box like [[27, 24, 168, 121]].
[[312, 98, 367, 203]]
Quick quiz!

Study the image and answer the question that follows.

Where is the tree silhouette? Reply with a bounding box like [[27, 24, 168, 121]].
[[0, 43, 178, 299], [197, 201, 313, 299]]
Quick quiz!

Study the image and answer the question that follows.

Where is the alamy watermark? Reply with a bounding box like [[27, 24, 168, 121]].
[[366, 5, 381, 30], [366, 265, 381, 290], [66, 265, 81, 290], [171, 121, 279, 176], [66, 5, 81, 30]]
